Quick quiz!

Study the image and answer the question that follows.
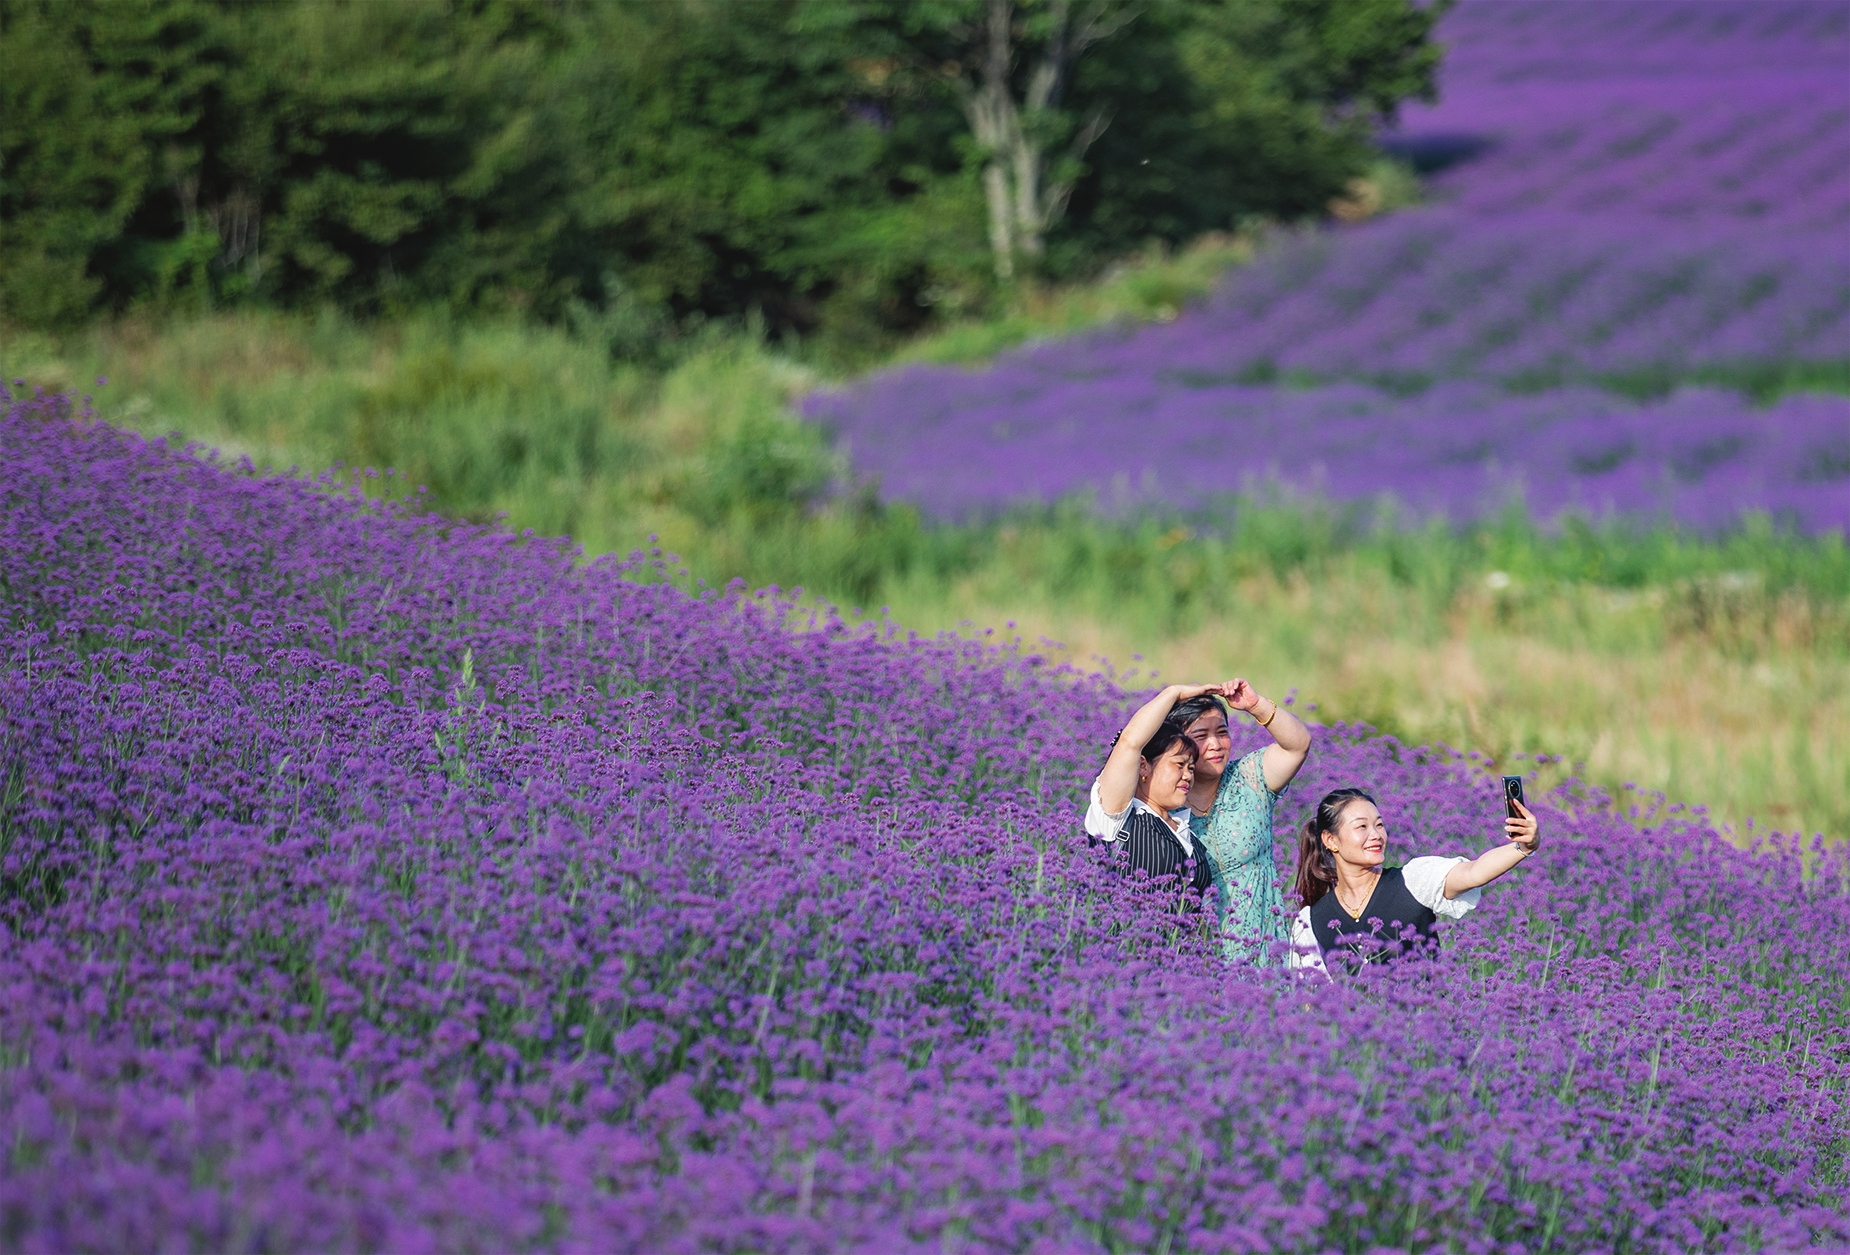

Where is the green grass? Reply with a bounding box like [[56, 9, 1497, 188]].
[[891, 233, 1258, 367], [4, 290, 1848, 840]]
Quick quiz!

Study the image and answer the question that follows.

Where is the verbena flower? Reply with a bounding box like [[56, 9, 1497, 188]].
[[1, 384, 1845, 1251]]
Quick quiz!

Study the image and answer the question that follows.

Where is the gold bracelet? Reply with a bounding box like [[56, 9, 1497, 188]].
[[1256, 699, 1278, 728]]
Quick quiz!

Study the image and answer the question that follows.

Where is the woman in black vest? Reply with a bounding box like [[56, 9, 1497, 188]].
[[1288, 787, 1540, 975], [1084, 683, 1221, 913]]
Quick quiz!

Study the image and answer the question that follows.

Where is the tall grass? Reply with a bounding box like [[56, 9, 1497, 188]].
[[5, 306, 1847, 838], [890, 233, 1257, 366]]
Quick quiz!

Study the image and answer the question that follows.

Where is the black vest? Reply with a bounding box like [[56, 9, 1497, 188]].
[[1107, 807, 1216, 909], [1308, 867, 1438, 966]]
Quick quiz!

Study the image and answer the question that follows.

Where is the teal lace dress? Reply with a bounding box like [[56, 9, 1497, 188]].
[[1189, 749, 1289, 965]]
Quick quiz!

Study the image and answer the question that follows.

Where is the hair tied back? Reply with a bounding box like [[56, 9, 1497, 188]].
[[1293, 787, 1376, 907]]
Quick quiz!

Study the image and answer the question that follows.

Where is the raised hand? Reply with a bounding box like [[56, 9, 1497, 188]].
[[1098, 682, 1229, 814], [1505, 798, 1541, 854], [1222, 678, 1260, 712], [1443, 798, 1543, 900]]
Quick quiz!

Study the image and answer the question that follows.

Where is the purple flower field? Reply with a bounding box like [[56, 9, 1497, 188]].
[[806, 0, 1850, 528], [4, 393, 1848, 1250], [807, 373, 1850, 529]]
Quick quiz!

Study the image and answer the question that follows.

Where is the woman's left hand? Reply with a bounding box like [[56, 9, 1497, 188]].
[[1506, 799, 1540, 854], [1222, 678, 1261, 712], [1444, 798, 1544, 899]]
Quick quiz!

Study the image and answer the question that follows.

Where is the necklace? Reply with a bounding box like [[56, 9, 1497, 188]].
[[1335, 877, 1376, 920]]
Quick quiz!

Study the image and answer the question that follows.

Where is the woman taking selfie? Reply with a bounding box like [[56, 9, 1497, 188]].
[[1288, 787, 1540, 976], [1086, 681, 1310, 942], [1166, 682, 1310, 964]]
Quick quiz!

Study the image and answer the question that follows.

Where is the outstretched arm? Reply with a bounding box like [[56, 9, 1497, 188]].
[[1096, 683, 1219, 814], [1224, 679, 1312, 793], [1442, 799, 1541, 899]]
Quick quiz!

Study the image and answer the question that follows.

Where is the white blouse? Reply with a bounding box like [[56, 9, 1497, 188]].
[[1084, 777, 1197, 855], [1288, 856, 1481, 976]]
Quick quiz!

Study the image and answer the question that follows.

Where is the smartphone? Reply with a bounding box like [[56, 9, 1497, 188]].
[[1501, 775, 1525, 819]]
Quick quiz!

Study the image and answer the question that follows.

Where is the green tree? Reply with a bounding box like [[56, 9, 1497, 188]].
[[544, 0, 983, 344], [1, 0, 569, 319], [820, 0, 1445, 286], [206, 0, 577, 314], [0, 0, 221, 325], [1, 0, 1444, 341]]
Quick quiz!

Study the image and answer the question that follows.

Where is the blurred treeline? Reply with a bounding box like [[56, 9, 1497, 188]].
[[2, 0, 1441, 360]]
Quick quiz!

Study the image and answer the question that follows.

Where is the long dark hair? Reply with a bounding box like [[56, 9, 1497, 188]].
[[1294, 788, 1376, 907]]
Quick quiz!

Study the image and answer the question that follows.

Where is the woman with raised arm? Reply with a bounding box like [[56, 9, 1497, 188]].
[[1084, 684, 1217, 913], [1166, 682, 1311, 965], [1288, 787, 1541, 976]]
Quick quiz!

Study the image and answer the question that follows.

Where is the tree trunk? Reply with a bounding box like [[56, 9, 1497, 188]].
[[971, 0, 1021, 281], [958, 0, 1125, 282], [983, 161, 1016, 280]]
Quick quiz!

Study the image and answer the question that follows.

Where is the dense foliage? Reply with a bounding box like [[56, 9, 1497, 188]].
[[806, 0, 1850, 526], [0, 0, 1440, 351], [3, 385, 1848, 1251]]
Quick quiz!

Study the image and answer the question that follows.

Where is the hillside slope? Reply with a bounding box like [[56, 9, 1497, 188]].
[[806, 0, 1850, 527], [2, 392, 1845, 1250]]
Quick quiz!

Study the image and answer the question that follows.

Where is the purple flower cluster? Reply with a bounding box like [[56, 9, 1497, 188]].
[[3, 395, 1847, 1250], [805, 0, 1850, 528]]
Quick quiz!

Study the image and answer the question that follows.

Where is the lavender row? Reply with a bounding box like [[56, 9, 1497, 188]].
[[1, 396, 1846, 1249], [807, 376, 1850, 528], [1245, 0, 1850, 375], [1402, 1, 1849, 228], [1175, 212, 1846, 383], [1421, 2, 1847, 94]]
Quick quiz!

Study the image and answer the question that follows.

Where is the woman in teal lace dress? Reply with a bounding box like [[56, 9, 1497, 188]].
[[1171, 682, 1310, 964]]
